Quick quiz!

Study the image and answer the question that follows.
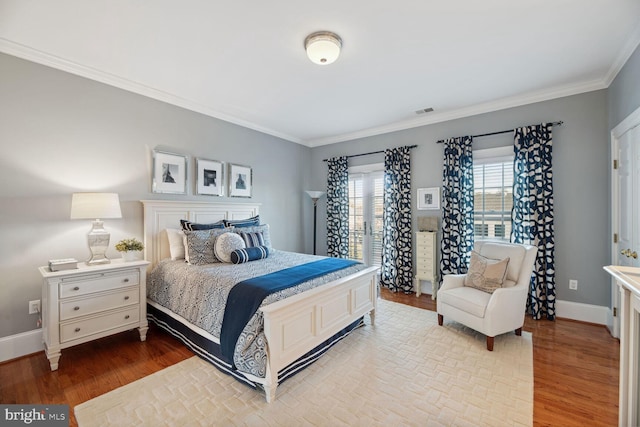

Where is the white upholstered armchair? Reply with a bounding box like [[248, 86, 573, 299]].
[[436, 241, 537, 351]]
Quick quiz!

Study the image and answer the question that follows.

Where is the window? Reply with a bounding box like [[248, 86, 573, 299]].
[[348, 165, 384, 267], [473, 147, 513, 242]]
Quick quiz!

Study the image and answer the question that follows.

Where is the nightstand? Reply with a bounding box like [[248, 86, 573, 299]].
[[38, 259, 149, 371], [414, 231, 438, 299]]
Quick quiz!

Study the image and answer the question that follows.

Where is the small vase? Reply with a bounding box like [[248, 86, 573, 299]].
[[121, 251, 139, 262]]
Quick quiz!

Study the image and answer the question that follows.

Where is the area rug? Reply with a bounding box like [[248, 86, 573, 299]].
[[75, 299, 533, 426]]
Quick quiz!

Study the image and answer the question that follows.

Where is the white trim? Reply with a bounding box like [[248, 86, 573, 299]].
[[473, 146, 514, 165], [0, 329, 44, 363], [555, 300, 609, 326], [348, 163, 384, 174]]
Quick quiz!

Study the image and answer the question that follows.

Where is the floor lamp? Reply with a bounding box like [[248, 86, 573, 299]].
[[305, 191, 325, 255]]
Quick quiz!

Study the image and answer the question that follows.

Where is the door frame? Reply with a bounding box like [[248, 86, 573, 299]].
[[610, 105, 640, 338]]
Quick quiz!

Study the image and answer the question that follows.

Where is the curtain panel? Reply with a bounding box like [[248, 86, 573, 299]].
[[380, 146, 413, 293], [326, 156, 350, 258], [440, 136, 474, 280], [512, 123, 555, 320]]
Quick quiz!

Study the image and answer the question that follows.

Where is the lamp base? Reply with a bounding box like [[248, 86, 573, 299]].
[[86, 220, 111, 265]]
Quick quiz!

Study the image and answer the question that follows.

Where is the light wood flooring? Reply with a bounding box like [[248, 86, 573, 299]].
[[0, 289, 620, 427]]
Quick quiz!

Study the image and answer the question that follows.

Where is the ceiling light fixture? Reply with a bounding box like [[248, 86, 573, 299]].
[[304, 31, 342, 65]]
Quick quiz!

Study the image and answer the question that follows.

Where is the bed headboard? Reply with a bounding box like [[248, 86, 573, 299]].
[[140, 200, 261, 268]]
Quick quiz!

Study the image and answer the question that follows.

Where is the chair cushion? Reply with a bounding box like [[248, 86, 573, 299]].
[[439, 286, 492, 318], [464, 251, 510, 293], [479, 243, 525, 283]]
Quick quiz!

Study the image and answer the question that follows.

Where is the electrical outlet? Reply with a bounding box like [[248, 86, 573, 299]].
[[569, 279, 578, 290], [29, 299, 41, 314]]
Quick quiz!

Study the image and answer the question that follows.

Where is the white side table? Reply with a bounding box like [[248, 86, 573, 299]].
[[39, 259, 149, 370]]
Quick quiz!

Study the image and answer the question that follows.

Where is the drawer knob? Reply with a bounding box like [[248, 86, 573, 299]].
[[73, 286, 80, 291], [124, 296, 130, 300], [74, 306, 80, 311], [74, 327, 81, 333], [125, 315, 130, 320], [123, 278, 129, 283]]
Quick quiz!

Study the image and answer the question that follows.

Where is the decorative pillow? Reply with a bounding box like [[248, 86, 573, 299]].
[[230, 246, 270, 264], [223, 215, 260, 228], [214, 232, 246, 263], [239, 231, 265, 248], [464, 251, 510, 293], [184, 229, 227, 265], [180, 219, 225, 231], [234, 224, 272, 248], [165, 228, 185, 260]]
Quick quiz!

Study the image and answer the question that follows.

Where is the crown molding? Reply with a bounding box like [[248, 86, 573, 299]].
[[603, 23, 640, 87], [0, 39, 302, 145], [304, 78, 608, 147]]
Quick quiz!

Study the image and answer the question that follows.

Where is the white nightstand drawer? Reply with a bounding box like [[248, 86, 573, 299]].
[[60, 306, 140, 343], [59, 286, 139, 321], [416, 268, 435, 278], [59, 270, 140, 299]]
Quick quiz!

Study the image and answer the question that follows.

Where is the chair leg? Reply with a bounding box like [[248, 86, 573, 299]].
[[515, 327, 522, 336], [437, 314, 443, 326], [486, 336, 494, 351]]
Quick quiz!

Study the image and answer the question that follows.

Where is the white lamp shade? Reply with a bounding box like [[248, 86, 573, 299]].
[[70, 193, 122, 219], [305, 32, 342, 65], [305, 190, 325, 200]]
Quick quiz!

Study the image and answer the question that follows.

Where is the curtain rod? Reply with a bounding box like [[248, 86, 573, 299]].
[[436, 121, 563, 144], [323, 144, 417, 162]]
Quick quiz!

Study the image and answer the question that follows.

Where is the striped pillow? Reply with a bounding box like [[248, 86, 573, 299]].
[[239, 231, 265, 248], [230, 246, 269, 264], [223, 215, 260, 228], [180, 219, 225, 231]]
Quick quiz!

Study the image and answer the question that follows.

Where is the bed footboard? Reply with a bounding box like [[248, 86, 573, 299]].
[[260, 265, 378, 402]]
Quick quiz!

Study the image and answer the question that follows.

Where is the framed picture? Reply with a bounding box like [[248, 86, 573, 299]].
[[196, 158, 224, 196], [417, 187, 440, 210], [152, 150, 187, 194], [228, 163, 252, 198]]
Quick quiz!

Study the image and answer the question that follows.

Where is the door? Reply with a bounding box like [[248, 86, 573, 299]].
[[612, 106, 640, 338], [348, 166, 384, 267]]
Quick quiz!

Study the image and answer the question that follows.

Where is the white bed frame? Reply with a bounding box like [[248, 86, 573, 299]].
[[141, 200, 378, 402]]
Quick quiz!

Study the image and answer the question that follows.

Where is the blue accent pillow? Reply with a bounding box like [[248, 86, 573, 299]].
[[223, 215, 260, 228], [239, 231, 265, 248], [180, 219, 225, 231], [230, 246, 269, 264]]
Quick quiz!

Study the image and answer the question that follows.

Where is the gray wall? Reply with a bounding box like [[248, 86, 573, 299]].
[[0, 53, 312, 338], [608, 44, 640, 129], [310, 90, 611, 308]]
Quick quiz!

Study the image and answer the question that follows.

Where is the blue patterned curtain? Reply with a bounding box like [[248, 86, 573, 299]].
[[380, 146, 413, 293], [440, 136, 474, 279], [512, 123, 555, 320], [326, 156, 349, 258]]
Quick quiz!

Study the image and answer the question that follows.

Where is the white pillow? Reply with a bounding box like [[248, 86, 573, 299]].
[[214, 232, 246, 263], [165, 228, 185, 260]]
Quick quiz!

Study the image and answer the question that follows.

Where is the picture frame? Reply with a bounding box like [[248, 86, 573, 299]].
[[228, 163, 252, 198], [152, 150, 188, 194], [417, 187, 440, 210], [196, 158, 224, 196]]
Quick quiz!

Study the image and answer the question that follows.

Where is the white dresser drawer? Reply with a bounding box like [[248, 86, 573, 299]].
[[59, 306, 140, 343], [59, 270, 140, 299], [59, 286, 139, 321]]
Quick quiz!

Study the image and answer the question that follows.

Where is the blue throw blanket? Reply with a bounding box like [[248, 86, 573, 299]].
[[220, 257, 359, 363]]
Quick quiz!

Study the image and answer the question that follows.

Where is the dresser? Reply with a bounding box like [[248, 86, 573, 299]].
[[38, 259, 149, 371], [604, 265, 640, 427], [414, 231, 438, 299]]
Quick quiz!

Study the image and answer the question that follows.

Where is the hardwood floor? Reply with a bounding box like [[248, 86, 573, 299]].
[[0, 291, 619, 427]]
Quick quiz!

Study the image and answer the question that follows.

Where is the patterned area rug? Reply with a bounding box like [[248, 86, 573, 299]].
[[75, 299, 533, 426]]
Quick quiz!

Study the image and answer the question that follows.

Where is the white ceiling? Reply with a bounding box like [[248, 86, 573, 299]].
[[1, 0, 640, 147]]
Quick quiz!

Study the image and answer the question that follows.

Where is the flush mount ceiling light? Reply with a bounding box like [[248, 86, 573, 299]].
[[304, 31, 342, 65]]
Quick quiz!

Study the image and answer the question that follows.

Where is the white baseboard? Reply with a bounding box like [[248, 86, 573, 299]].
[[556, 299, 609, 325], [0, 329, 43, 363]]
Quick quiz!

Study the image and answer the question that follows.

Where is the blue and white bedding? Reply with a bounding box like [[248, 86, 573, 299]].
[[147, 250, 366, 379]]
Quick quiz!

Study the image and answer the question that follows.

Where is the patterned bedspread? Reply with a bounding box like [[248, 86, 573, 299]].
[[147, 250, 366, 378]]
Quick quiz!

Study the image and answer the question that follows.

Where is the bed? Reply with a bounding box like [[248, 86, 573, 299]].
[[141, 200, 378, 402]]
